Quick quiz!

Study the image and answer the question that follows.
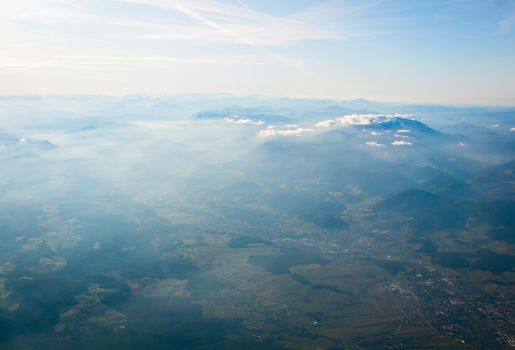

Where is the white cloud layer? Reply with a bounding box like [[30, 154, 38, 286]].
[[224, 116, 264, 126], [338, 114, 380, 126], [392, 140, 413, 146], [365, 141, 384, 147], [258, 127, 313, 139], [315, 120, 337, 128]]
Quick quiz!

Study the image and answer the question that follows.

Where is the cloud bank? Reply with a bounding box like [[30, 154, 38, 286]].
[[314, 114, 416, 130]]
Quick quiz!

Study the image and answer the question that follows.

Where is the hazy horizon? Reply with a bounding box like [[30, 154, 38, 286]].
[[3, 93, 515, 109]]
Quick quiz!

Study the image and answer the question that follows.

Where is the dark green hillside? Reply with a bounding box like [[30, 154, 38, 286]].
[[469, 160, 515, 200], [418, 173, 473, 197], [374, 189, 445, 215], [373, 189, 471, 233]]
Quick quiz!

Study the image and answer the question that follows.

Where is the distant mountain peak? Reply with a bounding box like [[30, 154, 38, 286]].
[[351, 98, 372, 103]]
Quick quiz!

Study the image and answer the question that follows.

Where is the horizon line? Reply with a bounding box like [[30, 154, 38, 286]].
[[1, 93, 515, 109]]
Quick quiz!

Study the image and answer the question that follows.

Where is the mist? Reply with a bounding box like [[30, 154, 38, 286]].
[[0, 95, 514, 349]]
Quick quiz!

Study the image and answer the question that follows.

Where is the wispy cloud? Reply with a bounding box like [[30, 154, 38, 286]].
[[58, 0, 83, 10], [119, 0, 344, 44], [0, 54, 293, 73], [365, 141, 384, 147], [258, 125, 314, 139], [2, 0, 511, 101], [2, 0, 343, 45], [225, 116, 265, 126], [0, 1, 155, 28], [0, 0, 341, 77], [392, 140, 413, 146], [116, 0, 341, 75], [499, 3, 515, 32]]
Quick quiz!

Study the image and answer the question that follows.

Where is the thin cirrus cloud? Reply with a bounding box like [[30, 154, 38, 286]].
[[0, 0, 343, 45], [2, 0, 513, 101], [0, 1, 158, 29], [0, 0, 343, 76], [119, 0, 345, 45], [117, 0, 342, 76], [0, 54, 294, 73], [498, 2, 515, 31]]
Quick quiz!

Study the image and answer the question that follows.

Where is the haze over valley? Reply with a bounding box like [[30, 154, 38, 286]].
[[0, 95, 514, 349]]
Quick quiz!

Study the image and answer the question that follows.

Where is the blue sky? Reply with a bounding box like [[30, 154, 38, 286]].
[[0, 0, 514, 105]]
